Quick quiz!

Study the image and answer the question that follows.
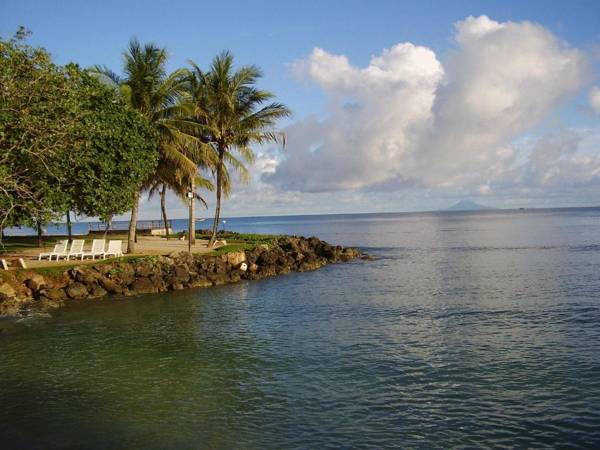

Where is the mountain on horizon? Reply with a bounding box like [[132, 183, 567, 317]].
[[446, 199, 495, 211]]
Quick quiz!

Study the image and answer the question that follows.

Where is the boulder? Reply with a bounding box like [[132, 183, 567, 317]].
[[208, 273, 228, 286], [66, 282, 89, 300], [135, 262, 154, 278], [150, 274, 166, 292], [25, 273, 47, 292], [189, 277, 212, 288], [172, 265, 190, 283], [226, 251, 246, 267], [39, 288, 66, 301], [0, 297, 28, 316], [89, 286, 107, 299], [130, 277, 156, 294], [0, 282, 17, 300], [38, 296, 63, 310], [98, 276, 122, 294]]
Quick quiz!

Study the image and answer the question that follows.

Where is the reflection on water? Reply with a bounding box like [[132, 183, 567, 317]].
[[1, 209, 600, 448]]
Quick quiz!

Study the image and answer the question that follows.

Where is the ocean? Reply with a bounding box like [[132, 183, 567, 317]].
[[1, 208, 599, 448]]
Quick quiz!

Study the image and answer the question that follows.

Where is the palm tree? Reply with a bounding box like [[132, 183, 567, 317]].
[[93, 39, 203, 253], [147, 143, 213, 241], [187, 52, 291, 247]]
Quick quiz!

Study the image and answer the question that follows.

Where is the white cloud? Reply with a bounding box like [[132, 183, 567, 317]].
[[265, 15, 595, 198], [590, 86, 600, 114]]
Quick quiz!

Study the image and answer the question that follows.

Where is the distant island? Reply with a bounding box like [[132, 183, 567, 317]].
[[446, 199, 495, 211]]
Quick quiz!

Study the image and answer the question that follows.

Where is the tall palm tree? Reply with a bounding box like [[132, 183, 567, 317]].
[[93, 39, 202, 253], [187, 52, 291, 247]]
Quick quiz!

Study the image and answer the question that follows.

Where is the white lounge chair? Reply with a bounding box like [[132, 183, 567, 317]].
[[82, 239, 106, 260], [38, 240, 68, 260], [65, 239, 85, 260], [103, 240, 123, 259]]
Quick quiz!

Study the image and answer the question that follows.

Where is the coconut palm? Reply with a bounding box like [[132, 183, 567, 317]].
[[187, 52, 291, 247], [147, 143, 213, 241], [92, 39, 203, 253]]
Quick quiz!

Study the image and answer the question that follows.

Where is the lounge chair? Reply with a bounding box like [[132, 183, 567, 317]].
[[65, 239, 85, 260], [82, 239, 106, 260], [38, 240, 68, 260], [103, 240, 123, 259]]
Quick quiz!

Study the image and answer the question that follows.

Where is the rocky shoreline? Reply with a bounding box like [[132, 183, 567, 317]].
[[0, 236, 362, 317]]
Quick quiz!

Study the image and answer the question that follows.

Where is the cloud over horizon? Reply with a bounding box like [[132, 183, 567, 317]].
[[264, 15, 596, 199]]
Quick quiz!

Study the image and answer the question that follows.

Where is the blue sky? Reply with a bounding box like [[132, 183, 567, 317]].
[[2, 1, 600, 218]]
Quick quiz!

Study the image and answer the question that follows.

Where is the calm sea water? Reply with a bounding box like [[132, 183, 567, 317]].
[[1, 209, 600, 449]]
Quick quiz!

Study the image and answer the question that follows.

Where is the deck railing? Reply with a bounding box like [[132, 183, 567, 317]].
[[87, 220, 173, 233]]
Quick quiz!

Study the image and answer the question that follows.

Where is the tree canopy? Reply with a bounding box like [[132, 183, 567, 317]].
[[0, 33, 159, 237]]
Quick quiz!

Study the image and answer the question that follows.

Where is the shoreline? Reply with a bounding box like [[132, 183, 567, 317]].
[[0, 236, 363, 318]]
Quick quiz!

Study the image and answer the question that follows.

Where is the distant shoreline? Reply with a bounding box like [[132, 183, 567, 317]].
[[4, 205, 600, 237]]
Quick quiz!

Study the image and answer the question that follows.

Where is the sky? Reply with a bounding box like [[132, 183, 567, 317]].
[[2, 0, 600, 220]]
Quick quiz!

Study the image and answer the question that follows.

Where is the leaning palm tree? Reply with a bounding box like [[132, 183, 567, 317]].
[[187, 52, 291, 247], [93, 39, 202, 253]]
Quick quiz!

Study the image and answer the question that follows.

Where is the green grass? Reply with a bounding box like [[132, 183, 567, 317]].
[[211, 243, 256, 255], [0, 235, 64, 253], [15, 255, 157, 276]]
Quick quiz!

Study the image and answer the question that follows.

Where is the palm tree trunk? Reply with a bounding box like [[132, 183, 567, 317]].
[[190, 178, 196, 245], [127, 190, 140, 254], [208, 152, 224, 248], [160, 183, 169, 240], [66, 210, 72, 242]]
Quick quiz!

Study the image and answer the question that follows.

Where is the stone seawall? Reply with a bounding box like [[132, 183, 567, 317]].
[[0, 236, 361, 317]]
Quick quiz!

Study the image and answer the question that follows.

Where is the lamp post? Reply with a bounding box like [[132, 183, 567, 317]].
[[222, 220, 227, 235], [186, 191, 194, 254]]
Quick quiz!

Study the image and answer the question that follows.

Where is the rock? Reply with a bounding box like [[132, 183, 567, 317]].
[[172, 265, 190, 283], [66, 282, 89, 300], [0, 282, 17, 300], [340, 248, 359, 261], [98, 276, 122, 294], [89, 286, 107, 299], [14, 285, 33, 300], [208, 273, 228, 286], [150, 274, 166, 292], [25, 273, 46, 292], [130, 277, 156, 294], [249, 263, 258, 273], [135, 262, 154, 278], [110, 265, 135, 286], [39, 297, 63, 310], [214, 259, 227, 274], [226, 251, 246, 267], [189, 278, 212, 288], [39, 288, 66, 301], [72, 267, 100, 286], [0, 297, 28, 316]]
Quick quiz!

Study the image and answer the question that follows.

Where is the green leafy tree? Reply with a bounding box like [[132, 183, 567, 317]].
[[187, 52, 291, 247], [0, 32, 159, 248], [63, 67, 158, 231], [0, 30, 82, 244]]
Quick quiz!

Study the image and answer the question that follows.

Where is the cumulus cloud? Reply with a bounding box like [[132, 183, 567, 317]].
[[265, 15, 594, 197], [590, 87, 600, 114]]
